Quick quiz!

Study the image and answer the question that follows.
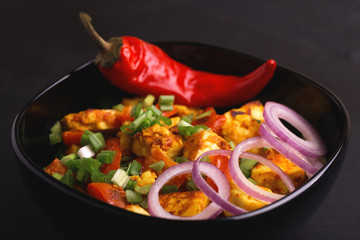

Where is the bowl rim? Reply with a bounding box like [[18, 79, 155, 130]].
[[11, 41, 351, 223]]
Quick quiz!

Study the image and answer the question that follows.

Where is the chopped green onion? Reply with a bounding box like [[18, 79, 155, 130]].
[[49, 132, 62, 145], [132, 112, 147, 129], [111, 168, 130, 188], [124, 178, 137, 190], [89, 132, 105, 153], [157, 116, 172, 126], [181, 114, 193, 124], [159, 95, 174, 111], [81, 158, 101, 172], [239, 158, 258, 178], [126, 160, 142, 176], [80, 130, 106, 152], [161, 185, 178, 194], [159, 95, 175, 105], [80, 130, 92, 146], [61, 169, 74, 187], [240, 166, 250, 178], [150, 105, 162, 116], [247, 178, 258, 185], [96, 150, 116, 164], [139, 196, 148, 209], [135, 184, 152, 195], [195, 110, 212, 120], [121, 104, 172, 136], [131, 102, 143, 118], [63, 158, 82, 171], [76, 167, 89, 182], [229, 141, 236, 150], [177, 120, 208, 136], [240, 158, 258, 171], [91, 169, 115, 183], [149, 161, 165, 173], [112, 103, 125, 111], [200, 156, 210, 162], [126, 190, 143, 203], [174, 157, 190, 164], [50, 121, 62, 134], [177, 119, 192, 127], [60, 153, 78, 165], [52, 172, 64, 180], [186, 178, 199, 191], [159, 104, 173, 111], [143, 94, 155, 107]]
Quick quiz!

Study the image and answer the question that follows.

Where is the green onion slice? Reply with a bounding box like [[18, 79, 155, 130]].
[[126, 160, 142, 176], [111, 168, 130, 188], [149, 161, 165, 173], [143, 94, 155, 107], [61, 169, 74, 187], [112, 103, 125, 111], [135, 184, 152, 195], [195, 110, 212, 120], [126, 190, 143, 203], [161, 185, 178, 194], [97, 150, 116, 164], [159, 95, 175, 105]]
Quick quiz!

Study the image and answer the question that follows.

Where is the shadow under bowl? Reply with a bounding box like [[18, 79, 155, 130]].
[[12, 42, 350, 239]]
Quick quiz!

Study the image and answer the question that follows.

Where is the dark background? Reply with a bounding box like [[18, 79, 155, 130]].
[[2, 1, 359, 239]]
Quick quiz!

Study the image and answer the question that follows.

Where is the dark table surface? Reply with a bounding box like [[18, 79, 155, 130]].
[[2, 1, 359, 239]]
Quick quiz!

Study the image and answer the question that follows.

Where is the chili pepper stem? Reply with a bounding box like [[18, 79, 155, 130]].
[[79, 12, 122, 68]]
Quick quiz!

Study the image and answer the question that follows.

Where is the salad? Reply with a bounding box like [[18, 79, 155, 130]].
[[45, 94, 326, 219]]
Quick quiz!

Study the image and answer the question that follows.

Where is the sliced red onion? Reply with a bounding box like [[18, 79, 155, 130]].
[[147, 161, 228, 220], [229, 136, 289, 203], [259, 123, 323, 177], [263, 101, 326, 158], [192, 150, 248, 215]]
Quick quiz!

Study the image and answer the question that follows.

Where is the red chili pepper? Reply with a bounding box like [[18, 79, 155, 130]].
[[80, 13, 276, 107]]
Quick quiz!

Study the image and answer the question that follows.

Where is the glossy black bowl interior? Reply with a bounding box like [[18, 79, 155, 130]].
[[12, 42, 350, 239]]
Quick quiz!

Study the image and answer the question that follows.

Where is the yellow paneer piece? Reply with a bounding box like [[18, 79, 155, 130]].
[[132, 124, 184, 160], [159, 191, 211, 217], [174, 104, 202, 117], [125, 204, 150, 216], [251, 149, 308, 194], [224, 100, 265, 122], [130, 170, 157, 187], [117, 130, 133, 156], [221, 114, 261, 145], [183, 130, 231, 161], [222, 100, 264, 146], [224, 180, 269, 217], [121, 96, 144, 106], [61, 109, 124, 132]]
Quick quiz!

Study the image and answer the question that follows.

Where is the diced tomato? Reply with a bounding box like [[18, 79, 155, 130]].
[[206, 155, 232, 191], [87, 182, 127, 208], [144, 147, 186, 187], [44, 158, 68, 175], [100, 138, 122, 174], [155, 104, 178, 118], [114, 105, 133, 124], [62, 131, 84, 147], [192, 107, 226, 135]]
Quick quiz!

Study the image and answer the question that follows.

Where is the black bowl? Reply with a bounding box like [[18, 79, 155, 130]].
[[11, 42, 350, 239]]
